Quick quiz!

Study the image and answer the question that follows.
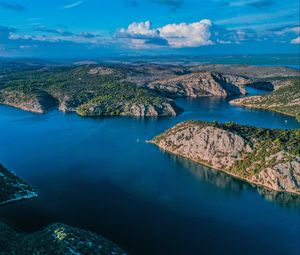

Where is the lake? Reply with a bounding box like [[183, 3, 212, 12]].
[[0, 88, 299, 255]]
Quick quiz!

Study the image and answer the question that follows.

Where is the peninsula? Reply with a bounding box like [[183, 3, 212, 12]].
[[151, 121, 300, 194]]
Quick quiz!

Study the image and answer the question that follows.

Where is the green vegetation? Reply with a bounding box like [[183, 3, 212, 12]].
[[76, 82, 167, 116], [0, 222, 126, 254], [0, 164, 37, 205], [0, 65, 179, 117], [232, 78, 300, 122]]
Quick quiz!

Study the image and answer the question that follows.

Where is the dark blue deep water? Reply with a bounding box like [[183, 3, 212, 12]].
[[0, 88, 299, 255]]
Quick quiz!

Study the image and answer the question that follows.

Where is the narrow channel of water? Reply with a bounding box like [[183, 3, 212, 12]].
[[0, 87, 299, 255]]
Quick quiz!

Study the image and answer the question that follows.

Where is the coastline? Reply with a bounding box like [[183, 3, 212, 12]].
[[148, 140, 300, 196]]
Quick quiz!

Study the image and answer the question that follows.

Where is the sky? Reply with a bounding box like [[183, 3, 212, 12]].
[[0, 0, 299, 57]]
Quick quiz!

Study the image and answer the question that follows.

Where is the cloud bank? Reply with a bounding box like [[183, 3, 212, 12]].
[[116, 19, 215, 48], [1, 18, 299, 56]]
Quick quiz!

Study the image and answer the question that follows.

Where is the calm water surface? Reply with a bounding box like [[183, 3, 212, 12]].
[[0, 88, 299, 255]]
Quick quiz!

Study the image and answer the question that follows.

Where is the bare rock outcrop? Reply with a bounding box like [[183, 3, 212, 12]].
[[147, 72, 248, 97], [77, 100, 183, 117], [0, 89, 57, 114], [151, 121, 300, 194], [153, 125, 252, 169], [88, 66, 116, 75], [250, 151, 300, 194]]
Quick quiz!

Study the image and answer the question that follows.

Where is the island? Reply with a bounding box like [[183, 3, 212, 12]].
[[150, 121, 300, 194]]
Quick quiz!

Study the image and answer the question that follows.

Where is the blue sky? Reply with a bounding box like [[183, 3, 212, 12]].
[[0, 0, 299, 57]]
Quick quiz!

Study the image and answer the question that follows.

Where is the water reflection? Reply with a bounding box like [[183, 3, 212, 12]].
[[165, 151, 300, 208]]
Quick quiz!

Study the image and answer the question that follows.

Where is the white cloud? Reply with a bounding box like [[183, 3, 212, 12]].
[[291, 36, 300, 44], [116, 19, 214, 48], [62, 1, 85, 9], [9, 33, 103, 44], [159, 19, 213, 47], [121, 21, 159, 37]]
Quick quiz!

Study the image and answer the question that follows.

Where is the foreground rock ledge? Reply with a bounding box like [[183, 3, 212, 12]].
[[150, 121, 300, 195], [0, 164, 37, 206], [0, 221, 127, 255], [0, 164, 127, 254]]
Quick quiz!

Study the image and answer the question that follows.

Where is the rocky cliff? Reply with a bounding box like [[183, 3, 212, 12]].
[[151, 121, 300, 194], [0, 89, 57, 114], [147, 72, 248, 97], [77, 99, 182, 117]]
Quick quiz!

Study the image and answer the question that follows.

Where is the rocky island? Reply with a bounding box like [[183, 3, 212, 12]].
[[150, 121, 300, 194]]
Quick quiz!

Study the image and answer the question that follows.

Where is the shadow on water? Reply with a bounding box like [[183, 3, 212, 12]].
[[164, 152, 300, 209]]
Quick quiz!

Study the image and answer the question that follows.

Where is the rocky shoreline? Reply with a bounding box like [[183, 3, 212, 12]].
[[150, 121, 300, 195], [2, 63, 298, 118]]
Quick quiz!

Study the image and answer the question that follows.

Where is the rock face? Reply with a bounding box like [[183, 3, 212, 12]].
[[151, 121, 300, 194], [147, 72, 248, 97], [154, 125, 252, 169], [0, 222, 127, 255], [88, 66, 116, 75], [77, 100, 182, 117], [0, 164, 37, 206], [250, 151, 300, 193], [0, 89, 57, 114]]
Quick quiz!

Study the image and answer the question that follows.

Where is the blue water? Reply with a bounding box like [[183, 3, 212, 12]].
[[0, 88, 299, 255]]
